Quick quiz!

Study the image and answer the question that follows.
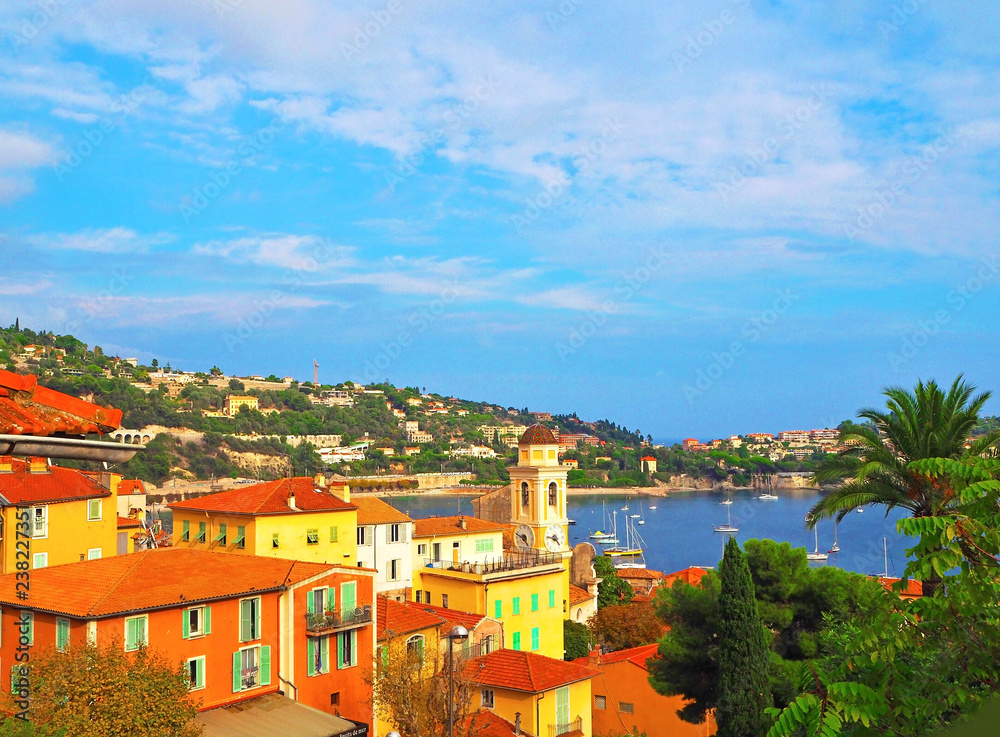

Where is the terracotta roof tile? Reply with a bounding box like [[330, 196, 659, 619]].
[[378, 597, 443, 640], [0, 549, 341, 618], [118, 479, 146, 495], [461, 711, 535, 737], [662, 567, 711, 587], [617, 568, 663, 580], [597, 643, 659, 670], [412, 515, 507, 538], [168, 477, 356, 516], [404, 600, 487, 634], [877, 576, 923, 597], [568, 584, 594, 607], [0, 369, 122, 435], [117, 516, 143, 529], [464, 649, 598, 693], [0, 457, 112, 504], [518, 424, 557, 445], [354, 496, 412, 526]]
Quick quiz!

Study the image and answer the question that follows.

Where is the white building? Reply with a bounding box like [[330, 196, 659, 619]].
[[353, 497, 414, 600], [449, 444, 499, 459]]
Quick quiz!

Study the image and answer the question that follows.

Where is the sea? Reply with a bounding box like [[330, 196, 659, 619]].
[[386, 489, 913, 577]]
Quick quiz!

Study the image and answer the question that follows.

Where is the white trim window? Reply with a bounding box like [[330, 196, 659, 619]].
[[481, 689, 495, 708], [32, 552, 47, 569], [87, 498, 102, 521], [187, 656, 206, 691], [124, 615, 148, 651], [87, 548, 102, 560], [31, 507, 47, 539]]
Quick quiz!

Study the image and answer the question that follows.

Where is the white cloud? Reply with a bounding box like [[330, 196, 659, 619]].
[[33, 227, 173, 253], [193, 234, 356, 271]]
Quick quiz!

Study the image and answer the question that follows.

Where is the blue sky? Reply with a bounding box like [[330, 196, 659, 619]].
[[1, 0, 999, 439]]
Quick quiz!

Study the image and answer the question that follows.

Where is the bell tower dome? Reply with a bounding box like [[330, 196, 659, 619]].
[[508, 424, 568, 553]]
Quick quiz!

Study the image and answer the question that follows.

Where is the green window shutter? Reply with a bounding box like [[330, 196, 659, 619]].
[[341, 582, 356, 615], [232, 651, 242, 693], [556, 686, 570, 724], [125, 617, 136, 650], [307, 638, 316, 677], [549, 590, 555, 608], [306, 591, 315, 615], [196, 658, 205, 689], [254, 599, 261, 641], [27, 613, 34, 645], [182, 609, 190, 639], [531, 627, 540, 651], [10, 665, 16, 693], [321, 636, 330, 673], [240, 600, 251, 641], [531, 593, 538, 611], [494, 600, 501, 619], [330, 526, 338, 542], [259, 646, 271, 686], [237, 526, 246, 548], [513, 597, 520, 615], [182, 520, 189, 541], [512, 631, 521, 650], [204, 606, 212, 635], [327, 587, 335, 612], [337, 633, 345, 670], [198, 521, 206, 543], [138, 616, 146, 647], [57, 619, 69, 650]]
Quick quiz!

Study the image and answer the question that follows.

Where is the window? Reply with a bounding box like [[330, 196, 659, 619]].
[[549, 589, 556, 608], [32, 552, 47, 569], [307, 529, 319, 545], [88, 548, 102, 560], [213, 523, 227, 545], [424, 590, 430, 604], [233, 645, 271, 692], [21, 612, 33, 646], [31, 506, 47, 539], [432, 542, 441, 561], [234, 526, 246, 549], [357, 526, 366, 546], [125, 615, 147, 651], [531, 593, 539, 612], [531, 627, 540, 651], [181, 520, 190, 542], [389, 524, 400, 543], [331, 692, 341, 706], [88, 498, 102, 521], [389, 559, 399, 581], [406, 634, 425, 662], [475, 537, 494, 553], [307, 636, 330, 676], [595, 695, 607, 710], [520, 482, 529, 507], [197, 521, 206, 544], [512, 631, 521, 650], [512, 596, 521, 615], [415, 590, 422, 603], [494, 600, 502, 619], [240, 597, 261, 642], [620, 702, 635, 714], [330, 526, 338, 543], [337, 630, 357, 669], [187, 656, 206, 691], [417, 543, 427, 556], [481, 689, 495, 708], [56, 618, 70, 651], [183, 606, 211, 639], [441, 594, 449, 609], [272, 533, 279, 549]]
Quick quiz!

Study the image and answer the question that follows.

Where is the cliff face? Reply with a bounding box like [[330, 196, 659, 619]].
[[220, 447, 292, 477], [663, 474, 715, 489]]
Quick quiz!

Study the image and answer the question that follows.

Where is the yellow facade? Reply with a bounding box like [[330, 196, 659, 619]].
[[375, 621, 443, 736], [170, 508, 358, 565], [485, 677, 593, 737]]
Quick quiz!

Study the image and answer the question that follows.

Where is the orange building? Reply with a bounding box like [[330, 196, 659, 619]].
[[577, 644, 716, 737], [0, 549, 376, 728]]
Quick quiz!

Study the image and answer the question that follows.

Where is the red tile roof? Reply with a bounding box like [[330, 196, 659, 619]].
[[465, 649, 598, 693], [354, 496, 412, 526], [662, 566, 711, 587], [412, 515, 507, 538], [405, 600, 488, 634], [0, 457, 111, 504], [168, 477, 356, 516], [519, 424, 557, 445], [117, 515, 143, 529], [569, 584, 594, 607], [0, 548, 338, 618], [118, 479, 146, 495], [617, 568, 663, 581], [461, 711, 535, 737], [596, 643, 659, 671], [877, 577, 924, 597], [0, 369, 122, 435], [377, 597, 444, 640]]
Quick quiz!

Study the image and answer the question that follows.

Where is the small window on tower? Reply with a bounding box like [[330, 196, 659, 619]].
[[548, 482, 558, 506], [520, 482, 529, 507]]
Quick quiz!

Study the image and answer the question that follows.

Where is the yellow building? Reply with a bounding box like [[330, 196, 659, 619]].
[[0, 456, 118, 571], [224, 394, 259, 415], [168, 476, 358, 566], [465, 649, 598, 737]]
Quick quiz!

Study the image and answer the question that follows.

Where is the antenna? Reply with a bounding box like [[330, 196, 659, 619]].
[[313, 359, 319, 387]]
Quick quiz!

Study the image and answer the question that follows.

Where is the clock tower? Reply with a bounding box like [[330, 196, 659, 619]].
[[509, 424, 569, 555]]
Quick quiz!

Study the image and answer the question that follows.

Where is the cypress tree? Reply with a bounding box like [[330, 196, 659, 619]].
[[716, 536, 772, 737]]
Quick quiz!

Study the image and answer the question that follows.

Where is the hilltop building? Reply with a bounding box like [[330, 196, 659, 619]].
[[224, 395, 259, 416]]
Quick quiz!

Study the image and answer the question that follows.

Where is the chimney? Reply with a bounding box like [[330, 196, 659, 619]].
[[459, 516, 467, 530], [588, 648, 600, 667], [514, 713, 521, 736], [29, 456, 48, 474], [314, 473, 327, 489], [287, 491, 297, 510], [0, 456, 12, 473]]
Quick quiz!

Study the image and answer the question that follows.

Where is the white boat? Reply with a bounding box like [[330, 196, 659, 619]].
[[828, 520, 840, 553], [721, 490, 733, 505], [589, 501, 615, 539], [637, 500, 646, 525], [807, 526, 829, 561], [648, 504, 657, 510], [759, 492, 778, 500], [611, 516, 648, 569], [714, 503, 739, 533], [856, 507, 864, 514]]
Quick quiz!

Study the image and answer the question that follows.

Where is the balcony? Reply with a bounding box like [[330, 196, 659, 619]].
[[422, 549, 562, 575], [305, 605, 373, 635], [549, 717, 583, 737]]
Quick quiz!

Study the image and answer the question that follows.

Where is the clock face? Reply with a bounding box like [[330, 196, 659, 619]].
[[544, 524, 566, 552], [514, 524, 535, 549]]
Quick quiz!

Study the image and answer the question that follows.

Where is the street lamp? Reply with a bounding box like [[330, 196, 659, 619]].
[[387, 732, 400, 737], [447, 625, 469, 737]]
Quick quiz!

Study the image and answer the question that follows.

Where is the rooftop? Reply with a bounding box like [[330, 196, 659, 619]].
[[353, 496, 412, 526], [878, 576, 924, 597], [0, 368, 122, 436], [461, 711, 535, 737], [118, 479, 146, 495], [594, 643, 659, 671], [0, 548, 337, 618], [465, 649, 598, 693], [377, 597, 443, 640], [404, 599, 489, 634], [168, 477, 356, 516], [117, 515, 143, 529], [662, 566, 711, 587], [519, 424, 558, 445], [617, 568, 663, 581], [413, 515, 507, 538], [0, 456, 112, 504], [568, 584, 595, 607]]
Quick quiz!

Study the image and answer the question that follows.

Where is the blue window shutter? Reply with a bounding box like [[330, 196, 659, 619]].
[[260, 646, 271, 686], [232, 651, 242, 693], [182, 610, 190, 639], [204, 606, 212, 635]]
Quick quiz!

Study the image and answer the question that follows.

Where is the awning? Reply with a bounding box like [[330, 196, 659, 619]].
[[196, 693, 364, 737]]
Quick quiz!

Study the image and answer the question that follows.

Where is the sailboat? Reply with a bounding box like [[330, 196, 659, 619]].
[[598, 510, 619, 545], [610, 516, 647, 567], [872, 537, 890, 578], [714, 502, 739, 533], [621, 496, 629, 511], [758, 477, 777, 500], [589, 501, 614, 540], [807, 526, 829, 561], [648, 502, 657, 510], [828, 520, 840, 553], [638, 500, 645, 525], [721, 490, 733, 505]]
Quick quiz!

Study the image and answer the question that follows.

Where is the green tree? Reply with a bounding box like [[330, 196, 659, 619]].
[[716, 537, 771, 737], [563, 620, 591, 660], [807, 376, 1000, 594], [594, 556, 633, 607], [589, 602, 663, 653]]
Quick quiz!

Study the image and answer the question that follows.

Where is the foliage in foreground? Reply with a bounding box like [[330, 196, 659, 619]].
[[594, 555, 634, 608], [588, 601, 664, 653], [564, 620, 592, 660]]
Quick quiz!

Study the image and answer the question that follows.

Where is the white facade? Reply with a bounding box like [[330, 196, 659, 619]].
[[355, 519, 414, 599]]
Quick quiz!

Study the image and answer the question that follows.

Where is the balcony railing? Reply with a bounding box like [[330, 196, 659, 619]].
[[549, 717, 583, 737], [305, 604, 373, 635], [423, 550, 562, 574]]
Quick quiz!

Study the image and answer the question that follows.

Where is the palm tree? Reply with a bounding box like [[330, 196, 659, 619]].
[[807, 376, 1000, 591]]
